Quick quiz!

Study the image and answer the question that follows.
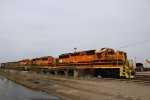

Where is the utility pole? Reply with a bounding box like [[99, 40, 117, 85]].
[[146, 59, 147, 67], [135, 57, 136, 68], [117, 53, 118, 67]]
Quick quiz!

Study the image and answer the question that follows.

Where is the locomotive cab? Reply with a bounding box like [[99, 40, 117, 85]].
[[116, 51, 127, 63], [96, 48, 115, 61]]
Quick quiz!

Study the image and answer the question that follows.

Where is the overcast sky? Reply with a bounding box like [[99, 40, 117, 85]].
[[0, 0, 150, 66]]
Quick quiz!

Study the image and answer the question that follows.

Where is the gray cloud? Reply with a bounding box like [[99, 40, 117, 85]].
[[0, 0, 150, 66]]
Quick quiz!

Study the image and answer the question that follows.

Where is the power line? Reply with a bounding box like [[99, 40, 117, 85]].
[[116, 39, 150, 49]]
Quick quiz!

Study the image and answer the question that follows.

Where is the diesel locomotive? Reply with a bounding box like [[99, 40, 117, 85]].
[[1, 48, 135, 78]]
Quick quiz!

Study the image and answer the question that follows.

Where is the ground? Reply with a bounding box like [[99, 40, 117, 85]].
[[0, 69, 150, 100]]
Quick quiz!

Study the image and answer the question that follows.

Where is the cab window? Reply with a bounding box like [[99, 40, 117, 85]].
[[98, 53, 102, 58], [107, 49, 114, 55]]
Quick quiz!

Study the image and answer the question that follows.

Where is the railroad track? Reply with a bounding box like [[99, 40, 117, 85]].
[[102, 78, 150, 86], [36, 71, 150, 86], [82, 75, 150, 86], [132, 72, 150, 85]]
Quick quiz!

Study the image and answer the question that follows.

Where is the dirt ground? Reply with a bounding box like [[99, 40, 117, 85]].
[[0, 70, 150, 100]]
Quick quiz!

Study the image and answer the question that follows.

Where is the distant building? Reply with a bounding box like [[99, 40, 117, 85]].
[[144, 68, 150, 72], [135, 63, 144, 72]]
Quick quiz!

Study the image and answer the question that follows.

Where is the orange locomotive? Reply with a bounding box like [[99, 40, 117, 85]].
[[18, 59, 30, 66], [58, 48, 135, 78], [31, 56, 54, 66], [59, 48, 127, 66]]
